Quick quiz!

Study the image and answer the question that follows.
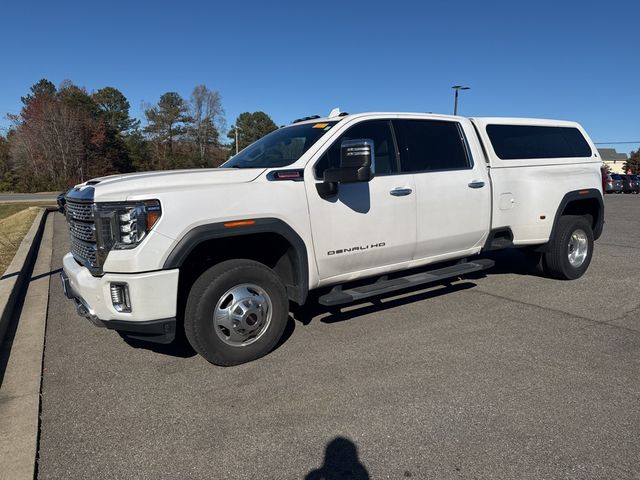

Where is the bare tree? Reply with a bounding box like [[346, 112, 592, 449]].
[[190, 85, 225, 166]]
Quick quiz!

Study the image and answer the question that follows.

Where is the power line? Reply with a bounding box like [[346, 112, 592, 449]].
[[594, 141, 640, 145]]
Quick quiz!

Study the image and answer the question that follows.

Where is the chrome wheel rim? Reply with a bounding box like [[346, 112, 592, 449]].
[[567, 229, 588, 268], [213, 284, 272, 347]]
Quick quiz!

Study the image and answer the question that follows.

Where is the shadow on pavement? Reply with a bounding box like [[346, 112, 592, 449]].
[[292, 247, 541, 326], [119, 330, 197, 358], [476, 247, 545, 277], [292, 281, 477, 326], [31, 267, 62, 282], [305, 437, 369, 480], [117, 315, 296, 359]]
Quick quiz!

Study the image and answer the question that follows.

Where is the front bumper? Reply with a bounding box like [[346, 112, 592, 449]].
[[61, 253, 180, 344]]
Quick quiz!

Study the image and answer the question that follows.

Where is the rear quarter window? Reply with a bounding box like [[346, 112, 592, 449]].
[[486, 125, 592, 160]]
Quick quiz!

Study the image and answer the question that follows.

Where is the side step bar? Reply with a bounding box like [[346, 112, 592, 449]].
[[318, 258, 494, 307]]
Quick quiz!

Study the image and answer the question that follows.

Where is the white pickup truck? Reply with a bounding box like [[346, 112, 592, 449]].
[[60, 111, 604, 365]]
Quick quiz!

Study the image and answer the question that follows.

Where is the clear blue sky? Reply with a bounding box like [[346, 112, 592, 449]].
[[1, 0, 638, 152]]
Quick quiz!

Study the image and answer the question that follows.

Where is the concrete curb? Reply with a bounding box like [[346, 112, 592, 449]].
[[0, 213, 54, 480], [0, 208, 52, 346]]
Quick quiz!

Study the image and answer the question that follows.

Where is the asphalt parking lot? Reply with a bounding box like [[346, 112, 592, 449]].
[[38, 195, 639, 480]]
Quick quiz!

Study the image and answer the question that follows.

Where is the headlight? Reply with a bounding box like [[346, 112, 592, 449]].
[[95, 200, 162, 251]]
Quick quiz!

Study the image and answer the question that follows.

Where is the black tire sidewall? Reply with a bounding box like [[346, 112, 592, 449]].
[[185, 260, 289, 366], [546, 216, 594, 280]]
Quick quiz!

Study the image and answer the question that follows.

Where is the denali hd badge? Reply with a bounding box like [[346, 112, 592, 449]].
[[327, 242, 386, 256]]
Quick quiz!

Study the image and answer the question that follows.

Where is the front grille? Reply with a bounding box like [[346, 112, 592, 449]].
[[69, 221, 96, 242], [66, 197, 100, 272], [66, 201, 93, 221], [70, 236, 97, 266]]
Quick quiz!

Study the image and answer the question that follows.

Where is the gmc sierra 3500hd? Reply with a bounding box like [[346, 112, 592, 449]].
[[60, 110, 604, 366]]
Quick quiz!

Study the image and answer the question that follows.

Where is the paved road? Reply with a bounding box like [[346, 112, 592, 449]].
[[0, 193, 59, 203], [39, 196, 640, 479]]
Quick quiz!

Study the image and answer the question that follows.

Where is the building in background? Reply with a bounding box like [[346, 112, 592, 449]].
[[598, 148, 629, 173]]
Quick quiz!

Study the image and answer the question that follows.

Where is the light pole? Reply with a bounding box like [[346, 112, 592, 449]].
[[452, 85, 470, 115]]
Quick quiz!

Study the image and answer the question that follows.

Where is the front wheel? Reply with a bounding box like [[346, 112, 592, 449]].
[[543, 215, 594, 280], [184, 259, 289, 366]]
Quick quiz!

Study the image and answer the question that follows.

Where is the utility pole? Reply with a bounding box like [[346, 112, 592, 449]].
[[452, 85, 470, 115], [234, 126, 240, 155]]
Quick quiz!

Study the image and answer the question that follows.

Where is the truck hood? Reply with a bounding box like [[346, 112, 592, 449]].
[[82, 167, 266, 202]]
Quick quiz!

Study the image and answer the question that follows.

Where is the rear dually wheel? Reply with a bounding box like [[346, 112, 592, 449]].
[[543, 215, 594, 280]]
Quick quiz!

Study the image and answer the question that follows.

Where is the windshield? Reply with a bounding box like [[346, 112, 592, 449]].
[[222, 121, 337, 169]]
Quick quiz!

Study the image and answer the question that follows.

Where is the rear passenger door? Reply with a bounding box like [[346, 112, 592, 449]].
[[392, 119, 491, 261]]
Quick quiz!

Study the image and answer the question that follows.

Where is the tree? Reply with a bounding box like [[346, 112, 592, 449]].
[[624, 149, 640, 174], [20, 78, 56, 106], [144, 92, 191, 167], [228, 112, 277, 155], [124, 130, 151, 172], [93, 87, 140, 134], [189, 85, 224, 166], [8, 79, 111, 191], [0, 134, 17, 191]]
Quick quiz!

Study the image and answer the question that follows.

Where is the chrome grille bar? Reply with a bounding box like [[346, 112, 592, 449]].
[[66, 201, 93, 221], [69, 221, 96, 242], [65, 187, 100, 273]]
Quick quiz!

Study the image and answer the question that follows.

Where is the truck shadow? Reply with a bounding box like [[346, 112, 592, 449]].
[[475, 247, 545, 277], [118, 315, 297, 358], [291, 281, 477, 326], [292, 248, 542, 326], [118, 330, 197, 358]]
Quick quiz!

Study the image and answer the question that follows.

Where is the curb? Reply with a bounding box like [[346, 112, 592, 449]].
[[0, 212, 54, 480], [0, 207, 55, 348]]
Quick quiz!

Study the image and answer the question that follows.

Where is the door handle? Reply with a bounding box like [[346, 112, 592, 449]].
[[390, 187, 413, 196], [468, 180, 485, 189]]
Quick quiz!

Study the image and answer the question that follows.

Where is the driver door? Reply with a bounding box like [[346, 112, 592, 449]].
[[305, 119, 417, 282]]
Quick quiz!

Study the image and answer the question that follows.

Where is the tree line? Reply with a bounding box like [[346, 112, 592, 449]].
[[0, 79, 279, 192]]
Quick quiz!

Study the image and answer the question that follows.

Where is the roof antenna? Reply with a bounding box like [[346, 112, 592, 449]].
[[328, 107, 341, 118]]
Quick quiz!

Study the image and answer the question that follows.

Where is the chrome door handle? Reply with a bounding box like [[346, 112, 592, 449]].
[[468, 180, 485, 189], [390, 187, 413, 196]]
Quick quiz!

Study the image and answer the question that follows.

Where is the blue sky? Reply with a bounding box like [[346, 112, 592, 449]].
[[1, 0, 638, 152]]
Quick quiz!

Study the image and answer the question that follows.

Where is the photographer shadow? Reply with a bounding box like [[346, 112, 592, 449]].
[[305, 437, 369, 480]]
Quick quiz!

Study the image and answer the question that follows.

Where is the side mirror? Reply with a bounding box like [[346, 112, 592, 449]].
[[323, 139, 375, 184]]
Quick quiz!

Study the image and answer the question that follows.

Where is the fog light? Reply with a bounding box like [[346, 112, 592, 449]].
[[110, 283, 131, 313]]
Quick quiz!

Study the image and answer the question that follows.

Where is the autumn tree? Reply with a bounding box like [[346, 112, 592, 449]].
[[8, 79, 112, 191], [624, 149, 640, 174], [228, 111, 277, 155]]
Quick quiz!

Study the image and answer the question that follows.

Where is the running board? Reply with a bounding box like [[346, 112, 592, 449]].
[[318, 258, 495, 307]]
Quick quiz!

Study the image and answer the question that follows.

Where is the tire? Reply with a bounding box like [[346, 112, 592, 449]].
[[543, 215, 594, 280], [184, 259, 289, 366]]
